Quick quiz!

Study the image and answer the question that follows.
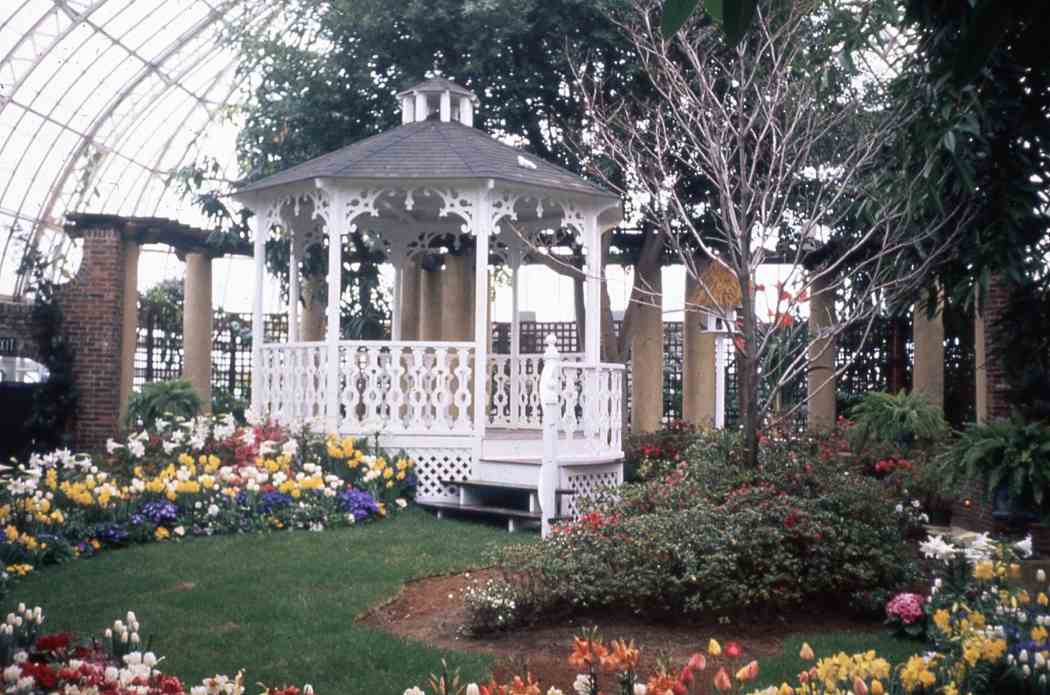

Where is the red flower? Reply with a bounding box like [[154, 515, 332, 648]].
[[724, 642, 743, 659], [34, 632, 73, 653], [21, 662, 58, 690]]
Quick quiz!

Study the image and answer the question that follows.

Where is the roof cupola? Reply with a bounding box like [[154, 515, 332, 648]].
[[397, 78, 478, 127]]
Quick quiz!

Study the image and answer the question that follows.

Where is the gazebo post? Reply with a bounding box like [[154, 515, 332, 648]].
[[250, 197, 266, 420], [288, 224, 302, 343], [510, 243, 521, 420], [473, 186, 491, 434], [391, 265, 402, 341], [324, 187, 344, 433], [583, 212, 602, 366]]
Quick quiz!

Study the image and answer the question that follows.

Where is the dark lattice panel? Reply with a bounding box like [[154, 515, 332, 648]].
[[663, 322, 683, 421], [136, 311, 289, 400], [134, 310, 183, 388], [490, 322, 581, 354]]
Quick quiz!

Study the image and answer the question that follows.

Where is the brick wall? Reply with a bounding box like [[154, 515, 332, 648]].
[[56, 228, 128, 452], [0, 301, 42, 363]]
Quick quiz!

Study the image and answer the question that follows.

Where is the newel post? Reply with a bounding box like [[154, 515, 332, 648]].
[[539, 334, 561, 537]]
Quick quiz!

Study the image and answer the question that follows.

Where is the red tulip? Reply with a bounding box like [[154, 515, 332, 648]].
[[713, 667, 733, 692], [725, 642, 743, 659], [687, 653, 707, 671]]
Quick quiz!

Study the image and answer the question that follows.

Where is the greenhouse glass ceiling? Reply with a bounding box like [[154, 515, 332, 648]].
[[0, 0, 267, 298]]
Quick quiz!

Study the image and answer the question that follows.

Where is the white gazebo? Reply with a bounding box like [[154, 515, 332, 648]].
[[232, 78, 624, 534]]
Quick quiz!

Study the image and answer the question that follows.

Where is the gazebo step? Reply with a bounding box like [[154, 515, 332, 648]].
[[440, 478, 575, 496], [420, 500, 544, 532]]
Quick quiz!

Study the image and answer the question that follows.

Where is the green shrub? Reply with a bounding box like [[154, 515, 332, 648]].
[[125, 379, 202, 430]]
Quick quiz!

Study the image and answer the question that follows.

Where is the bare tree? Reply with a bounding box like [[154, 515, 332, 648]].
[[578, 0, 970, 465]]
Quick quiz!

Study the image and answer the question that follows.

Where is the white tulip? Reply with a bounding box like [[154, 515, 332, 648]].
[[465, 685, 480, 695]]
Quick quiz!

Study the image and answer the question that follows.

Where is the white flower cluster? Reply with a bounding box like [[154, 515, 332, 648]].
[[918, 532, 1033, 564], [105, 611, 141, 647], [463, 579, 519, 628]]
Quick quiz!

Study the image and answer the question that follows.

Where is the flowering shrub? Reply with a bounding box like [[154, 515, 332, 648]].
[[0, 414, 416, 590], [462, 578, 526, 635], [480, 443, 916, 630], [0, 603, 313, 695]]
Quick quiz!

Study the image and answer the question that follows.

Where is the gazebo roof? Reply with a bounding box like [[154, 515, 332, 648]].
[[235, 118, 617, 200]]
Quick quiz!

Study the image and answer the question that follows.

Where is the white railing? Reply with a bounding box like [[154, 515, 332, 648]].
[[557, 361, 625, 458], [258, 342, 328, 427], [337, 341, 476, 435], [257, 341, 476, 435], [487, 352, 584, 429], [537, 336, 625, 537]]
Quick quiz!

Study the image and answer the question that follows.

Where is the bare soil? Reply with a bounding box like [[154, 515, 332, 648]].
[[359, 570, 881, 687]]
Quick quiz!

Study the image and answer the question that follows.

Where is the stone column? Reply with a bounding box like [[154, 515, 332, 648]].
[[399, 257, 421, 341], [630, 264, 663, 433], [300, 274, 325, 342], [683, 273, 716, 426], [419, 264, 444, 341], [183, 252, 213, 412], [442, 253, 473, 342], [118, 241, 139, 425], [807, 273, 836, 430], [912, 293, 945, 411]]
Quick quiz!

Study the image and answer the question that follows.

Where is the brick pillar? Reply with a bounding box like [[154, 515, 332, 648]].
[[118, 242, 140, 424], [683, 273, 716, 426], [183, 252, 213, 412], [56, 228, 128, 451], [631, 263, 663, 433], [953, 275, 1012, 532], [913, 292, 945, 411], [807, 274, 837, 431], [975, 275, 1012, 422]]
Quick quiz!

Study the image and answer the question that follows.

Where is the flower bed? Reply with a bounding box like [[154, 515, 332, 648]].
[[0, 414, 417, 592], [0, 603, 312, 695]]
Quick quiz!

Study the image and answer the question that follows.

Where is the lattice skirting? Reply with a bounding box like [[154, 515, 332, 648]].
[[377, 436, 474, 503], [560, 462, 623, 516]]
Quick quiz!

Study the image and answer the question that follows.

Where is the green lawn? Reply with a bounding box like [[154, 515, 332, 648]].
[[14, 509, 529, 694], [16, 508, 919, 694]]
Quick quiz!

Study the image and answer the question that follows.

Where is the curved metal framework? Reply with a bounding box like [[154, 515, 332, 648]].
[[0, 0, 270, 297]]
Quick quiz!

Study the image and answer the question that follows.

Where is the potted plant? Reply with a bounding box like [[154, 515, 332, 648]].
[[942, 415, 1050, 552]]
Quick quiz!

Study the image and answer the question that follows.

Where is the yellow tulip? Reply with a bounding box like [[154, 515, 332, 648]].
[[708, 639, 722, 657]]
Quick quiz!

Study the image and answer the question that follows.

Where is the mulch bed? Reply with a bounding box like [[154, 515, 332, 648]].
[[359, 570, 882, 687]]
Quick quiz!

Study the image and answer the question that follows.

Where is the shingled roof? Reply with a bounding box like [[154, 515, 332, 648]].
[[235, 119, 617, 200]]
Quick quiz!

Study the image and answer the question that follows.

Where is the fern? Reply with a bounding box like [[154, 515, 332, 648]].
[[125, 379, 203, 430], [848, 390, 948, 450]]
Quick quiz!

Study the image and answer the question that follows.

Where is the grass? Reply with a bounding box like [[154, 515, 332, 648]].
[[16, 508, 923, 693], [12, 509, 530, 695]]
